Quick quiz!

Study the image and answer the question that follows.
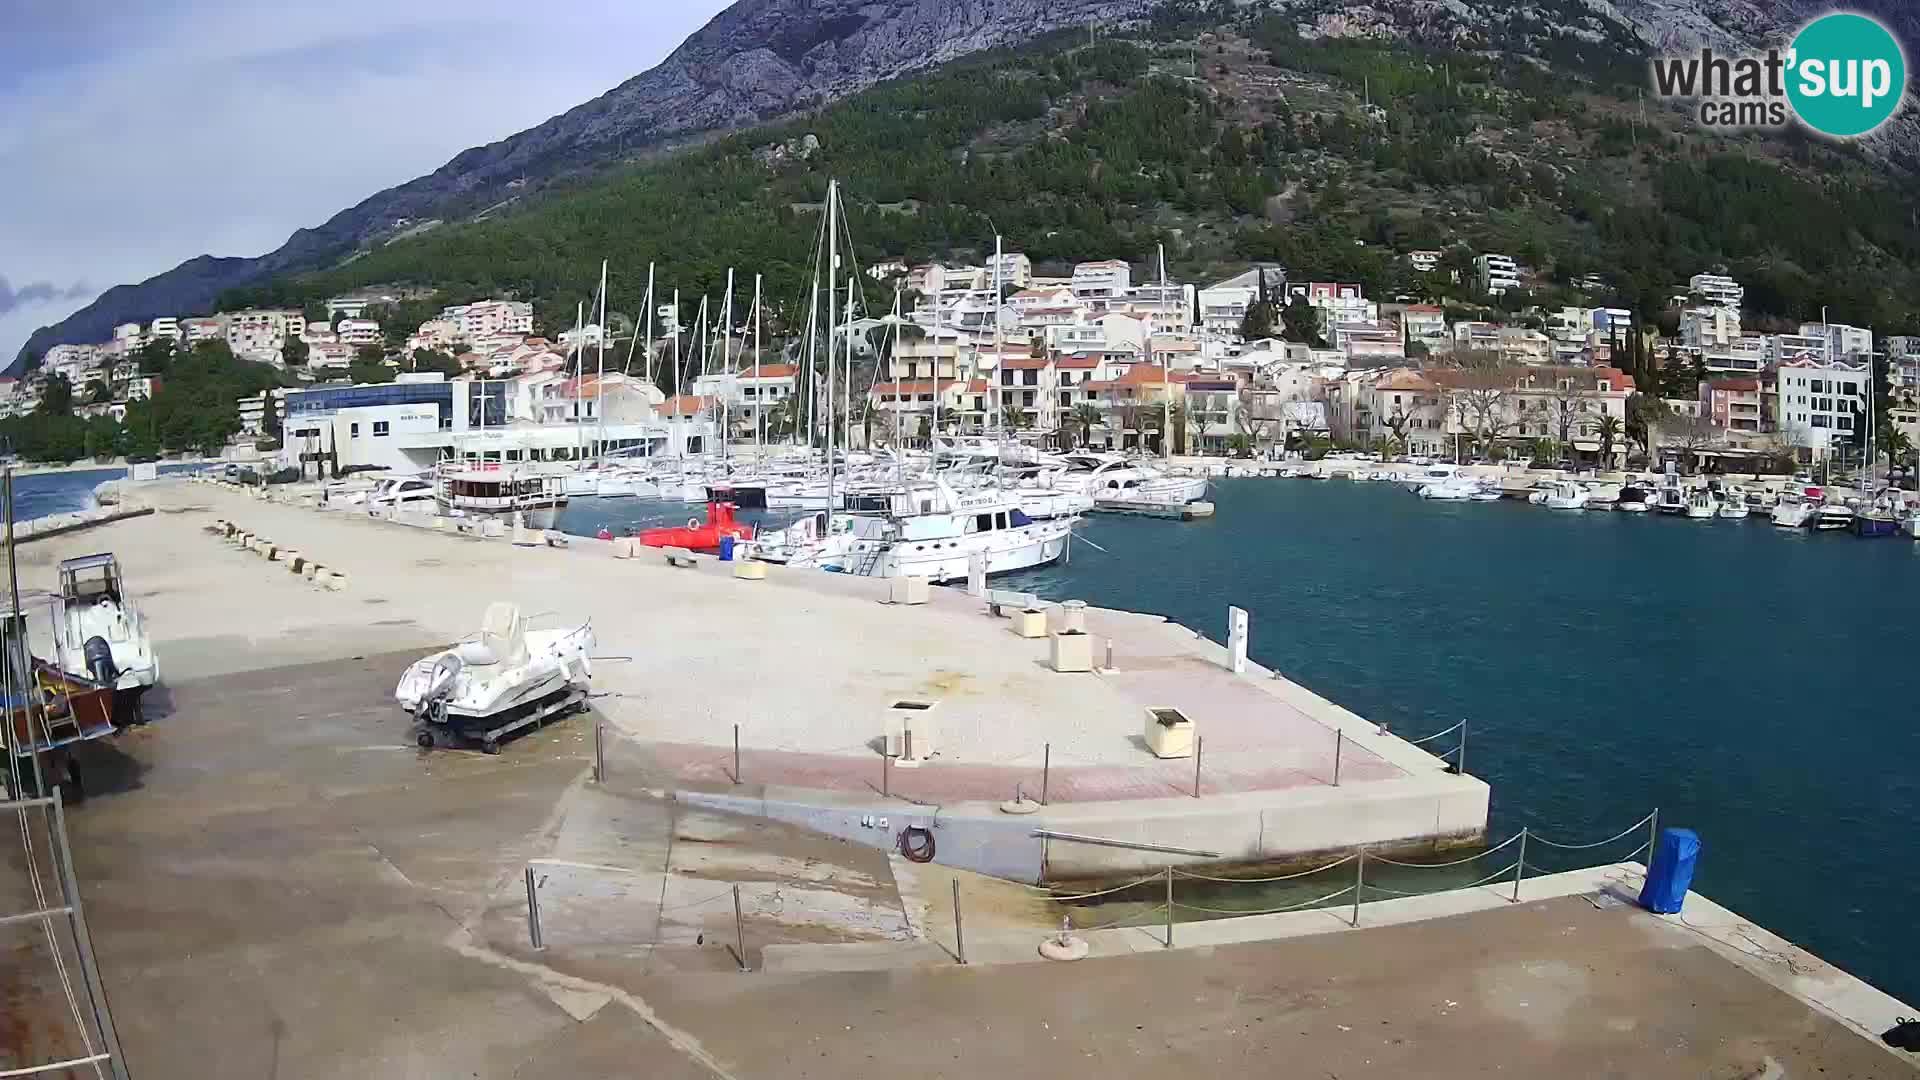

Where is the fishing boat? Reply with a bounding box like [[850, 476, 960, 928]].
[[395, 602, 594, 754], [48, 554, 158, 724], [436, 465, 569, 529]]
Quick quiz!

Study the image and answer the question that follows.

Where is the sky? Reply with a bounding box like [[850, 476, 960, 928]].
[[0, 0, 735, 362]]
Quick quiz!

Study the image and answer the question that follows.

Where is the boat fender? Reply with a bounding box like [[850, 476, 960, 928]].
[[82, 636, 118, 686], [897, 826, 936, 863], [688, 518, 701, 530]]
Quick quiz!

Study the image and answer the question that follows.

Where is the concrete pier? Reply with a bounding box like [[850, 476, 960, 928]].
[[1, 477, 1913, 1078]]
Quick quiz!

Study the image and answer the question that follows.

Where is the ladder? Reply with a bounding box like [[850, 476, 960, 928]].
[[1, 790, 131, 1080], [851, 542, 885, 578]]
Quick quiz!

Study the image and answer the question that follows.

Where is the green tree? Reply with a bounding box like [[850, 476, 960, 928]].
[[1240, 300, 1277, 340], [282, 336, 309, 367], [1280, 296, 1326, 348], [354, 344, 385, 365], [84, 379, 112, 406], [38, 374, 73, 416], [1166, 399, 1188, 455], [1069, 403, 1104, 448], [347, 360, 397, 384], [1596, 413, 1621, 464], [408, 348, 462, 376], [135, 338, 174, 375]]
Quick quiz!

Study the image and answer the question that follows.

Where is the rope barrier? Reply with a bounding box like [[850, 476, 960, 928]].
[[1366, 831, 1523, 869], [1172, 853, 1356, 884], [1171, 885, 1357, 917], [1072, 905, 1167, 932], [1024, 871, 1167, 902], [1406, 721, 1465, 746], [1527, 811, 1658, 851]]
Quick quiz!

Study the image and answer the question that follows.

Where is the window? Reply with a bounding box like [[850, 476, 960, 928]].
[[1813, 415, 1831, 428], [349, 422, 360, 438], [1060, 372, 1074, 386], [1023, 370, 1038, 387], [373, 421, 389, 437], [1022, 391, 1035, 407], [1059, 392, 1072, 408]]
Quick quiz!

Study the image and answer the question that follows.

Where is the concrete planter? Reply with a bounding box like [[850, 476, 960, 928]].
[[1055, 599, 1088, 635], [889, 576, 930, 605], [1013, 608, 1049, 639], [1048, 630, 1094, 673], [732, 559, 767, 580], [1144, 707, 1195, 759], [885, 699, 939, 767]]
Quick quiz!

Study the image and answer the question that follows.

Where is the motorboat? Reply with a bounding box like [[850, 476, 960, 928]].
[[1684, 489, 1717, 519], [756, 481, 1075, 582], [1058, 453, 1209, 506], [364, 475, 436, 509], [1418, 477, 1476, 500], [1469, 480, 1504, 502], [1654, 485, 1687, 515], [1540, 480, 1588, 511], [1771, 491, 1815, 528], [1715, 492, 1749, 519], [48, 554, 158, 724], [1814, 502, 1855, 531], [1581, 483, 1621, 510], [1616, 499, 1650, 513], [1617, 484, 1651, 512], [395, 602, 594, 754]]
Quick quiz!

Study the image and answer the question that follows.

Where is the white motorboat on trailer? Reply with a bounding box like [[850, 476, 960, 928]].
[[49, 553, 157, 723], [396, 603, 594, 753]]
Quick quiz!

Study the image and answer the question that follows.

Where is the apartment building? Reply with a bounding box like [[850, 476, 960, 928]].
[[1070, 260, 1132, 303], [307, 342, 356, 370], [148, 317, 181, 342], [336, 319, 382, 347], [1688, 272, 1744, 310], [182, 317, 225, 344], [1701, 336, 1769, 376], [1398, 305, 1447, 351], [1770, 331, 1829, 365], [1801, 321, 1873, 361], [441, 300, 534, 342], [1776, 358, 1868, 458], [1289, 282, 1376, 327], [1475, 253, 1520, 295], [1196, 267, 1285, 337], [1700, 377, 1767, 432], [986, 252, 1032, 289], [1680, 306, 1741, 349]]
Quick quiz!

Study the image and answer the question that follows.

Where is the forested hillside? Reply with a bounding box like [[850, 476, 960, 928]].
[[216, 11, 1920, 339]]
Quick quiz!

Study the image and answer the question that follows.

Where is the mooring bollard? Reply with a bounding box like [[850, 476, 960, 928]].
[[732, 884, 748, 972], [525, 866, 544, 950], [1226, 605, 1249, 674]]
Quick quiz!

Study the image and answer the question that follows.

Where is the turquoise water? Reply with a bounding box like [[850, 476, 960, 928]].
[[563, 479, 1920, 1003], [11, 465, 200, 521], [1000, 479, 1920, 1004]]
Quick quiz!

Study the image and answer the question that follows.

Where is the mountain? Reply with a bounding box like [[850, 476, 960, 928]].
[[13, 0, 1152, 370], [17, 0, 1919, 369]]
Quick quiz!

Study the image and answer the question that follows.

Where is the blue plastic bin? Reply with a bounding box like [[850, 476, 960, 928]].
[[1637, 827, 1699, 915], [718, 535, 736, 562]]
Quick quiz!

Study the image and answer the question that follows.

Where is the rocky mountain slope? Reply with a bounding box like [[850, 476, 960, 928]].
[[14, 0, 1152, 368], [15, 0, 1914, 368]]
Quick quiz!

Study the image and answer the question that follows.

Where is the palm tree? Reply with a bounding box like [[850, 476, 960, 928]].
[[1879, 426, 1913, 481], [1000, 401, 1031, 431], [1596, 414, 1622, 466], [1165, 400, 1188, 456], [1070, 403, 1104, 449]]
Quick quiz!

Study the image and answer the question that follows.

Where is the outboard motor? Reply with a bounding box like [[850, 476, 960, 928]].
[[415, 653, 464, 719], [82, 636, 118, 686]]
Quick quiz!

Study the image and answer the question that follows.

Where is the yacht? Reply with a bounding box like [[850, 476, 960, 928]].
[[1684, 489, 1717, 519], [755, 481, 1075, 581], [395, 602, 594, 754], [1813, 502, 1855, 531], [1057, 453, 1209, 506], [435, 465, 570, 529], [1654, 484, 1687, 515], [1771, 491, 1815, 528], [368, 475, 437, 508], [1418, 476, 1477, 500], [48, 554, 158, 724]]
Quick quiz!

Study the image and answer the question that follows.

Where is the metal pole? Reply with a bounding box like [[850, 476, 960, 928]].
[[733, 723, 741, 785], [593, 719, 604, 783], [882, 752, 890, 798], [1163, 865, 1174, 948], [1647, 807, 1660, 867], [50, 791, 130, 1080], [1192, 735, 1203, 798], [1511, 828, 1527, 903], [1455, 719, 1468, 777], [1351, 850, 1365, 927], [952, 879, 967, 965], [1333, 729, 1344, 787], [525, 866, 543, 950], [1104, 639, 1114, 670], [1041, 743, 1051, 806], [732, 884, 748, 972]]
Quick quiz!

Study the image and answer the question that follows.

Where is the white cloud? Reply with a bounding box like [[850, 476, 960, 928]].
[[0, 0, 733, 361]]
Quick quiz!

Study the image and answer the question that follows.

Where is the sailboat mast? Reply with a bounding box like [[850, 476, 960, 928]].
[[844, 275, 855, 453], [753, 273, 764, 465], [595, 259, 608, 461], [1160, 244, 1171, 460], [992, 232, 1003, 439], [572, 300, 585, 463], [825, 180, 839, 517], [722, 268, 735, 472]]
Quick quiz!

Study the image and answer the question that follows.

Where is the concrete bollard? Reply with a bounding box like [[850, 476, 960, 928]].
[[1227, 605, 1249, 674], [287, 554, 306, 574], [611, 537, 634, 559], [272, 547, 293, 563], [967, 553, 988, 598], [303, 564, 321, 581], [323, 572, 348, 591]]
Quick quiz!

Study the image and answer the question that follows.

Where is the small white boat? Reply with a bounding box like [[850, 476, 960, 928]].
[[1715, 492, 1749, 519], [1814, 503, 1855, 531], [396, 602, 594, 754], [1771, 493, 1814, 528], [1617, 500, 1650, 513], [49, 554, 158, 723], [1541, 480, 1588, 511], [1685, 489, 1716, 519]]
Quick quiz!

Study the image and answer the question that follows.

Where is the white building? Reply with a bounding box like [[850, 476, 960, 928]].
[[1770, 332, 1829, 365], [1071, 260, 1131, 303], [691, 363, 800, 431], [112, 323, 143, 344], [182, 317, 225, 344], [1679, 306, 1741, 349], [1288, 282, 1376, 328], [307, 342, 356, 370], [1689, 272, 1744, 310], [442, 300, 533, 341], [1776, 359, 1868, 460], [1475, 254, 1520, 296], [148, 317, 181, 342], [1398, 306, 1447, 352], [236, 389, 287, 437], [1801, 321, 1873, 362], [1196, 267, 1285, 338], [986, 252, 1032, 289], [336, 319, 382, 347]]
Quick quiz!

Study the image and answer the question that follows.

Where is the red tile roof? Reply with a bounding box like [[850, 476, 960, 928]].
[[739, 363, 797, 379], [654, 394, 713, 416]]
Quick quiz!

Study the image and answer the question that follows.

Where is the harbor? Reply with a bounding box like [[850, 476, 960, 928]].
[[4, 471, 1918, 1078]]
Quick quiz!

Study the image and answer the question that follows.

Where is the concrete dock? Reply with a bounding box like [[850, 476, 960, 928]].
[[2, 478, 1915, 1077]]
